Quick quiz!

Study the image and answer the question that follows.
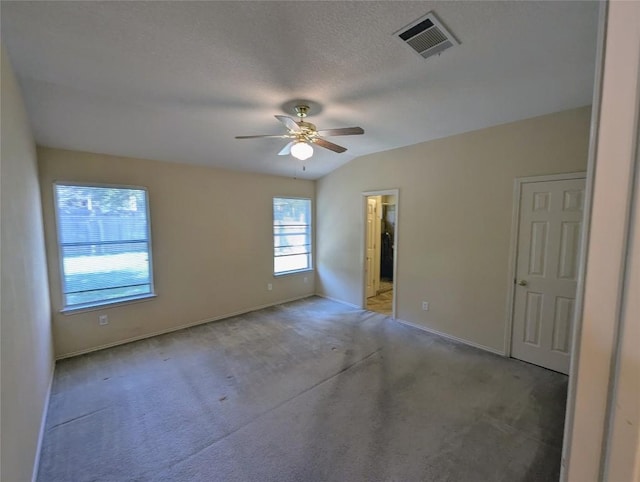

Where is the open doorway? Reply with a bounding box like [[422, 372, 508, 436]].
[[363, 190, 398, 317]]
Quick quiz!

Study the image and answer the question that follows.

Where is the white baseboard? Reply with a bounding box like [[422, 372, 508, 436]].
[[394, 318, 506, 356], [32, 364, 55, 482], [315, 293, 362, 310], [55, 294, 314, 360]]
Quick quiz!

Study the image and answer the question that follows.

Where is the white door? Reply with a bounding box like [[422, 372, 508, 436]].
[[366, 198, 377, 298], [512, 177, 585, 374]]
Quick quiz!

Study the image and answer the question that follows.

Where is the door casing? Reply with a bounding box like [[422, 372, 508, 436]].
[[362, 189, 399, 318]]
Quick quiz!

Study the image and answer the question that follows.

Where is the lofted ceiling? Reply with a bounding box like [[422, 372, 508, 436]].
[[1, 1, 598, 180]]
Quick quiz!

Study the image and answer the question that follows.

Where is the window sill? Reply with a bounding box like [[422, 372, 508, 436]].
[[60, 293, 157, 315], [274, 268, 314, 278]]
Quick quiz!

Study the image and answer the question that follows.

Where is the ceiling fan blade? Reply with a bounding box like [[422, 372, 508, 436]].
[[316, 127, 364, 137], [235, 134, 289, 139], [278, 141, 294, 156], [275, 115, 301, 132], [314, 137, 347, 153]]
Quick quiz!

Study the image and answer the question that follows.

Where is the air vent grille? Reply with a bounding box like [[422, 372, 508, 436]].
[[394, 12, 459, 60], [407, 27, 448, 53]]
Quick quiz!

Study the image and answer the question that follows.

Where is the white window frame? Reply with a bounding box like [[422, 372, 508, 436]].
[[273, 197, 313, 276], [53, 181, 156, 312]]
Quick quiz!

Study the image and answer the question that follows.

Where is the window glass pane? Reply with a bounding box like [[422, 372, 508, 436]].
[[54, 184, 153, 309], [61, 243, 150, 292], [273, 197, 310, 225], [273, 197, 311, 274], [274, 242, 309, 256], [274, 254, 310, 274], [66, 283, 152, 307]]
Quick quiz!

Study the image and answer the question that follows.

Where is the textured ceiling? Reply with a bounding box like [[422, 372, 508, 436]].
[[1, 1, 598, 180]]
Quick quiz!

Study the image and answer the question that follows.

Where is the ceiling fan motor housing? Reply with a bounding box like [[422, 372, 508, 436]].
[[297, 121, 316, 132]]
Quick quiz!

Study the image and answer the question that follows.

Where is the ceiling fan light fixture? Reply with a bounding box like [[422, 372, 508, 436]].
[[290, 141, 313, 161]]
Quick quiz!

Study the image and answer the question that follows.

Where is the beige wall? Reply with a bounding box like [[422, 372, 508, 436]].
[[566, 1, 640, 480], [1, 46, 55, 481], [38, 148, 315, 358], [608, 166, 640, 482], [317, 106, 590, 353]]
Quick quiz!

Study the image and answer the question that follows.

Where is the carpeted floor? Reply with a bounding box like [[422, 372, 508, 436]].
[[38, 296, 567, 482]]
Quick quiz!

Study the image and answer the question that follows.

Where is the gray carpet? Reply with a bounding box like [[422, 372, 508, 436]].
[[38, 296, 567, 481]]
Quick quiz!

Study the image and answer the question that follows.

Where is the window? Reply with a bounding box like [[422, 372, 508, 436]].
[[53, 183, 154, 310], [273, 197, 312, 275]]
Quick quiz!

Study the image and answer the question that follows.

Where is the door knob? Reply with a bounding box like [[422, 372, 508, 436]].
[[517, 280, 528, 286]]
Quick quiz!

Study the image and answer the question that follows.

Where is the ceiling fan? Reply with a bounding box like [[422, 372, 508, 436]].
[[235, 104, 364, 161]]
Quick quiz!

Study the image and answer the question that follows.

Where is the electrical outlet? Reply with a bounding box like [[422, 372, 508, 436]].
[[421, 302, 429, 311], [98, 314, 109, 325], [303, 276, 308, 283], [267, 283, 273, 291]]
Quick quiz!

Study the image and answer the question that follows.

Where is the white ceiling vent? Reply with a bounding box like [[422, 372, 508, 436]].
[[394, 12, 459, 60]]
